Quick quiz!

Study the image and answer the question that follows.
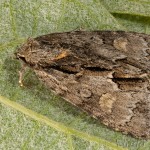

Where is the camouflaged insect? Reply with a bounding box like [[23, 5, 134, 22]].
[[16, 31, 150, 139]]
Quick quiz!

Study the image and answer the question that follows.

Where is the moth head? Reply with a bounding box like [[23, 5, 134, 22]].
[[15, 38, 39, 61]]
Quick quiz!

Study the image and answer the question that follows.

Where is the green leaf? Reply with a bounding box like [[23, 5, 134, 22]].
[[0, 0, 150, 150], [100, 0, 150, 33], [100, 0, 150, 17], [0, 96, 126, 150]]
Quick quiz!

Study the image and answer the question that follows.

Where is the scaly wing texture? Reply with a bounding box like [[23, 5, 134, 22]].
[[0, 0, 150, 149], [24, 31, 150, 139]]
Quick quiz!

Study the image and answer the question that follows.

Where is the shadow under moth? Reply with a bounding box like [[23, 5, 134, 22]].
[[16, 31, 150, 139]]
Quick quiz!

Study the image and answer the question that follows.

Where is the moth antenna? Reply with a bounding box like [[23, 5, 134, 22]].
[[19, 63, 27, 87]]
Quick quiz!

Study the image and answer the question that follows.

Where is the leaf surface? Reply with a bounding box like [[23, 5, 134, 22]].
[[0, 0, 150, 149]]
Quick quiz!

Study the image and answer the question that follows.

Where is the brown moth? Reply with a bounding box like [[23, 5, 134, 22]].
[[16, 31, 150, 139]]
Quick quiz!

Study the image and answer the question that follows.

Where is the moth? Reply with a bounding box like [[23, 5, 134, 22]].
[[16, 31, 150, 139]]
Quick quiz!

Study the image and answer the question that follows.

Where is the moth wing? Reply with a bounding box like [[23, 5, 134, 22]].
[[34, 67, 150, 139]]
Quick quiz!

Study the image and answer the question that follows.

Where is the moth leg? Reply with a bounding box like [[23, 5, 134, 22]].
[[19, 63, 27, 87]]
